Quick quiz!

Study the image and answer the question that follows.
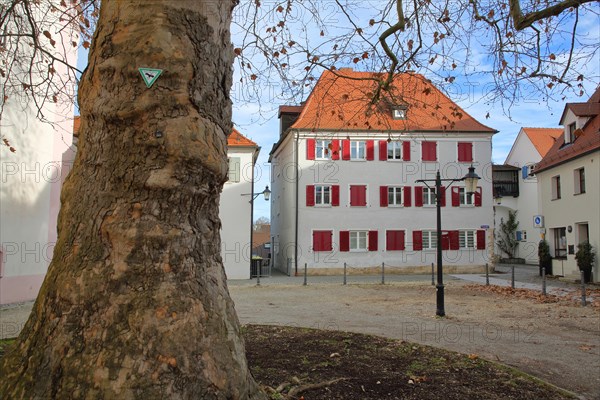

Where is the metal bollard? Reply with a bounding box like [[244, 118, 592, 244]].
[[431, 263, 435, 286], [303, 263, 307, 286], [257, 268, 261, 286], [581, 270, 587, 307], [485, 263, 489, 286], [343, 262, 347, 285], [381, 262, 385, 285], [541, 268, 546, 296], [511, 265, 515, 289]]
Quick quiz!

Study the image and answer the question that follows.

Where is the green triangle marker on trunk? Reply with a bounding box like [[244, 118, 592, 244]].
[[139, 68, 163, 88]]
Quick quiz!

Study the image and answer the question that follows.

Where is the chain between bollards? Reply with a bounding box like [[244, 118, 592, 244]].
[[343, 262, 347, 285], [485, 263, 489, 286], [303, 263, 307, 286], [381, 262, 385, 285], [581, 270, 587, 307], [431, 263, 435, 286], [511, 265, 515, 289]]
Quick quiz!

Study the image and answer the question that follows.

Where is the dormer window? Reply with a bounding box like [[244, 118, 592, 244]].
[[392, 107, 407, 120]]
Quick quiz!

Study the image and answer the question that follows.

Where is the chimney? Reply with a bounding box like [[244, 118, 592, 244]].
[[278, 104, 304, 137]]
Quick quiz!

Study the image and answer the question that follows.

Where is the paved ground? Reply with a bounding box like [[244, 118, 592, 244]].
[[2, 264, 599, 398]]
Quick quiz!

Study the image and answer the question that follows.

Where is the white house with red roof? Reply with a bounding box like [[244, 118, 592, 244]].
[[493, 127, 562, 264], [534, 87, 600, 281], [220, 128, 261, 279], [269, 69, 497, 275]]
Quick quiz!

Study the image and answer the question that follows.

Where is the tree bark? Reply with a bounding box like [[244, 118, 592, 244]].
[[1, 1, 265, 398]]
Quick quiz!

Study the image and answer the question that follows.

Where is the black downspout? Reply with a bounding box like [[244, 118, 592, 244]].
[[294, 131, 299, 276]]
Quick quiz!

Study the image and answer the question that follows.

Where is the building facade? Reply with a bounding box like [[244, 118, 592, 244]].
[[269, 69, 496, 275], [219, 128, 260, 279], [535, 88, 600, 281], [0, 2, 78, 304], [493, 128, 562, 264]]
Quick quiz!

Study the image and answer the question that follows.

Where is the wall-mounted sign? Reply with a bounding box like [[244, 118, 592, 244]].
[[139, 68, 163, 88], [533, 215, 544, 228], [480, 225, 490, 229]]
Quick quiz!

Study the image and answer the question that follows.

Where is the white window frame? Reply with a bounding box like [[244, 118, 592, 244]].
[[459, 230, 476, 249], [387, 142, 402, 160], [423, 188, 436, 207], [350, 141, 366, 160], [316, 139, 332, 160], [388, 186, 404, 207], [393, 108, 406, 120], [315, 185, 331, 206], [459, 187, 474, 206], [350, 231, 368, 252], [422, 230, 437, 250]]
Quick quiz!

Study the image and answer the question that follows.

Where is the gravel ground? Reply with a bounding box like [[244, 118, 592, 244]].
[[2, 269, 598, 399], [229, 281, 600, 399]]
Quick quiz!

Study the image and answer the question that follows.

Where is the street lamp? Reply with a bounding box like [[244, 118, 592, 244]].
[[416, 165, 480, 317], [242, 185, 271, 202]]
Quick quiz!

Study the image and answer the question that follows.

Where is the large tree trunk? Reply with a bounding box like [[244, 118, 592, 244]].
[[0, 1, 265, 398]]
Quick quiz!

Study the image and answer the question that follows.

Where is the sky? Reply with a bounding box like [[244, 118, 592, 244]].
[[74, 2, 599, 223]]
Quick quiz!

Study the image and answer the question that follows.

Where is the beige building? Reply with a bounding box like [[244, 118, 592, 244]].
[[535, 88, 600, 281]]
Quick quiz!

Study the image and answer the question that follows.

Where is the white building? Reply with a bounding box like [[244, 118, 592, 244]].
[[0, 2, 78, 305], [535, 88, 600, 281], [269, 69, 497, 275], [493, 127, 562, 264], [219, 128, 260, 279]]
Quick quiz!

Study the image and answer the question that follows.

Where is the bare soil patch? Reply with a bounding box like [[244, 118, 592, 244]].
[[244, 324, 574, 399]]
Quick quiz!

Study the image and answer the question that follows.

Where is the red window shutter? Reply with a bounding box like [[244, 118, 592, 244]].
[[340, 231, 350, 252], [342, 140, 350, 160], [451, 187, 460, 207], [351, 185, 367, 206], [368, 231, 378, 251], [450, 230, 460, 250], [379, 140, 387, 161], [359, 186, 367, 206], [413, 231, 423, 251], [386, 231, 395, 250], [306, 185, 315, 206], [414, 186, 423, 207], [366, 140, 375, 160], [331, 140, 340, 160], [422, 142, 436, 161], [331, 185, 340, 206], [477, 230, 486, 250], [306, 139, 315, 160], [313, 231, 332, 251], [404, 186, 412, 207], [350, 186, 357, 206], [380, 186, 388, 207], [402, 141, 411, 161], [458, 142, 473, 162], [474, 187, 482, 207], [439, 186, 446, 207], [441, 231, 450, 250], [387, 231, 406, 251]]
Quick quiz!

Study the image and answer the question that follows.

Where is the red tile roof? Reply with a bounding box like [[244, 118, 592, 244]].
[[536, 87, 600, 173], [228, 128, 258, 147], [521, 127, 563, 157], [290, 69, 496, 133]]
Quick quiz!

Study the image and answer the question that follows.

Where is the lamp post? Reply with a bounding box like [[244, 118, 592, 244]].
[[241, 186, 271, 279], [416, 166, 480, 317]]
